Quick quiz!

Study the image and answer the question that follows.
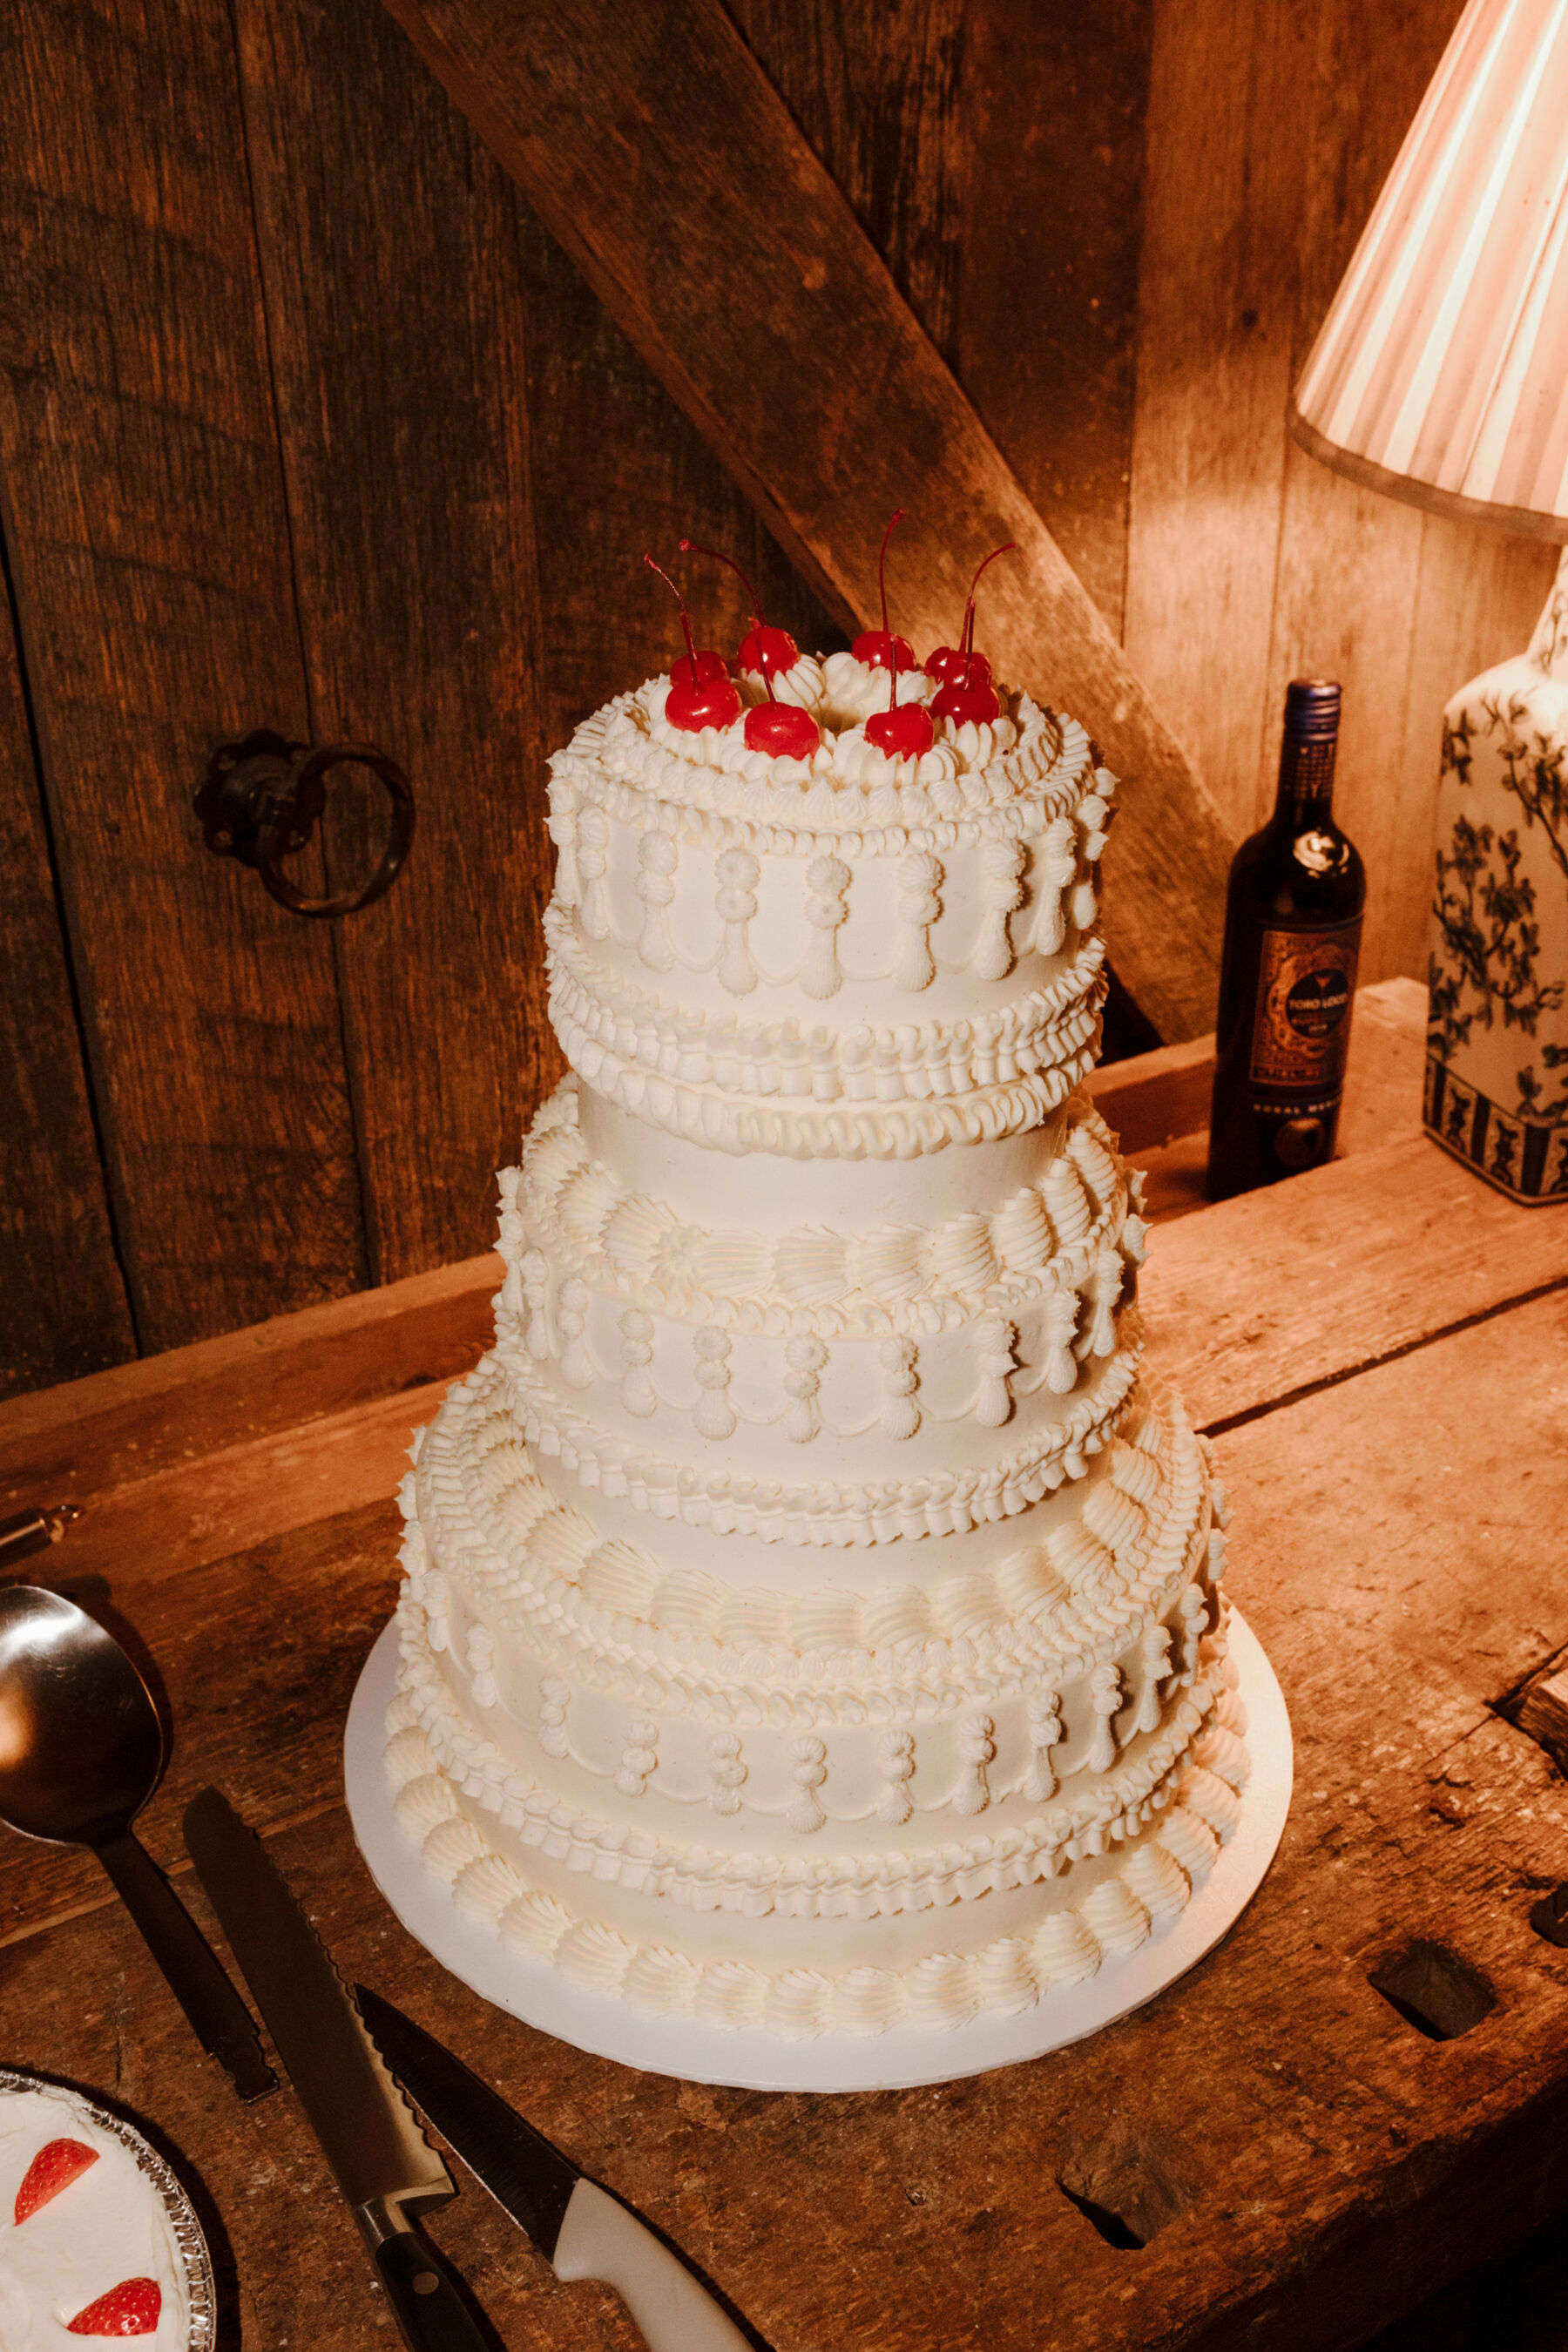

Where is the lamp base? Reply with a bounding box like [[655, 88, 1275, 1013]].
[[1426, 546, 1568, 1205], [1424, 1056, 1568, 1201]]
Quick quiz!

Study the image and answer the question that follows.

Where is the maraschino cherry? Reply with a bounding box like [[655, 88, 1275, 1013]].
[[745, 694, 821, 760], [866, 644, 935, 762], [677, 539, 820, 757], [645, 555, 741, 732], [678, 538, 798, 679], [930, 539, 1016, 726], [852, 509, 917, 672]]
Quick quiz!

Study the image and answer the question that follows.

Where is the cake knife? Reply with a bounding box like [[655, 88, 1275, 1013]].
[[183, 1789, 490, 2352], [354, 1984, 754, 2352]]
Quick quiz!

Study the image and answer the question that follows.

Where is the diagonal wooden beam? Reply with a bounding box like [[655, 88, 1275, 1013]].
[[380, 0, 1235, 1039]]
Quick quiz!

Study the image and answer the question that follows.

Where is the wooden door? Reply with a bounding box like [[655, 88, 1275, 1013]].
[[2, 0, 1168, 1402], [0, 0, 843, 1398]]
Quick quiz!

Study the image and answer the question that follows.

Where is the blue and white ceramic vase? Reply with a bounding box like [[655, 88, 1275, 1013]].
[[1425, 544, 1568, 1202]]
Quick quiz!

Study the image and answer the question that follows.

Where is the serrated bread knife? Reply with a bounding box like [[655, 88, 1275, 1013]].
[[183, 1789, 490, 2352], [354, 1983, 753, 2352]]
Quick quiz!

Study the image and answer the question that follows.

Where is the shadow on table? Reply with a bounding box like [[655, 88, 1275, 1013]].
[[1362, 2208, 1568, 2352]]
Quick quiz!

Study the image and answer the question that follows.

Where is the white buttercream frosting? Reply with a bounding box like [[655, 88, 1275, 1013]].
[[385, 650, 1244, 2033]]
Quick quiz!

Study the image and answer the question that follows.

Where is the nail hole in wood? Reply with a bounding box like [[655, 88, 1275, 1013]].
[[1057, 2116, 1203, 2251], [1058, 2180, 1146, 2249], [1493, 1649, 1568, 1774], [1530, 1885, 1568, 1947], [1369, 1940, 1495, 2040]]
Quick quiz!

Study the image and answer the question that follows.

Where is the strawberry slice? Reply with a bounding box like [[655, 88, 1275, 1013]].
[[13, 2137, 99, 2223], [66, 2276, 161, 2335]]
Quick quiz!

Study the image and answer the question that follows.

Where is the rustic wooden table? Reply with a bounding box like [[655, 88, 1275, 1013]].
[[4, 977, 1567, 2352]]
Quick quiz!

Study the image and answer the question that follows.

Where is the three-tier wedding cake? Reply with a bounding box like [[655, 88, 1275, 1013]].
[[380, 612, 1248, 2042]]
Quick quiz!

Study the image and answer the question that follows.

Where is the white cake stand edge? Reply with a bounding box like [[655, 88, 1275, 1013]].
[[343, 1609, 1292, 2093]]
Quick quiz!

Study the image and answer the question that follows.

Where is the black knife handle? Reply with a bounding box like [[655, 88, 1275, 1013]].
[[374, 2225, 493, 2352]]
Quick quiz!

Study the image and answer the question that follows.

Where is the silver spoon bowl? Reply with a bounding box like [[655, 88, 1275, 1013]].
[[0, 1585, 274, 2100]]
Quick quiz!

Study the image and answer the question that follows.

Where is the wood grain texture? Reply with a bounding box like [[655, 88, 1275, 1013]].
[[727, 0, 970, 362], [728, 0, 1151, 649], [3, 1282, 1568, 2349], [230, 0, 557, 1286], [0, 537, 135, 1393], [1510, 1667, 1568, 1781], [1126, 0, 1558, 991], [0, 1252, 498, 1504], [0, 1494, 399, 1940], [1125, 0, 1309, 837], [0, 0, 368, 1351], [955, 0, 1152, 632], [512, 197, 846, 765], [1142, 1125, 1568, 1430], [377, 0, 1237, 1040]]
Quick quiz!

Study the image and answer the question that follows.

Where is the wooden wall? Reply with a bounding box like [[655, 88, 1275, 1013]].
[[2, 0, 1554, 1397]]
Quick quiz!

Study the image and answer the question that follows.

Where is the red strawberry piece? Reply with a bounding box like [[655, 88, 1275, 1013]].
[[66, 2276, 161, 2335], [13, 2138, 98, 2223]]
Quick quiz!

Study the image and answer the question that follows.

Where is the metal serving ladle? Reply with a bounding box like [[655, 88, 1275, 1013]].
[[0, 1585, 274, 2099]]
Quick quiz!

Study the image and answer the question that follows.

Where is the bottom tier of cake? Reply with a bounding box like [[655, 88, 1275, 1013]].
[[377, 1379, 1251, 2040], [381, 1646, 1247, 2039]]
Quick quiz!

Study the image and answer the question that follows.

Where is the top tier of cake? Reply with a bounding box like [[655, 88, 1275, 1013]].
[[544, 651, 1114, 1176]]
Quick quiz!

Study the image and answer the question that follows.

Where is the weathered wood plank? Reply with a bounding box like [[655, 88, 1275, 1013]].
[[376, 0, 1237, 1039], [0, 0, 368, 1351], [955, 0, 1152, 632], [727, 0, 970, 363], [513, 195, 845, 770], [2, 1384, 436, 1606], [1509, 1666, 1568, 1781], [3, 1292, 1567, 2350], [727, 0, 1151, 660], [1125, 0, 1308, 842], [0, 1253, 497, 1505], [1142, 1130, 1566, 1433], [0, 535, 135, 1393], [232, 0, 558, 1287]]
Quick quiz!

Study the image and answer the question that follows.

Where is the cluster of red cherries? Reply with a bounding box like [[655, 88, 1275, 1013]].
[[645, 512, 1015, 762]]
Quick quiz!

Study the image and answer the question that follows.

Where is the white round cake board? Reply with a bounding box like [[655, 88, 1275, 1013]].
[[345, 1610, 1291, 2093]]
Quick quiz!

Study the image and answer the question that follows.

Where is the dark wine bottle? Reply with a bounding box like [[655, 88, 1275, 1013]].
[[1205, 679, 1366, 1200]]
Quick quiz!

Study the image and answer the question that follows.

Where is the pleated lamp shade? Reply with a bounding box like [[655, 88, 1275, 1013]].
[[1291, 0, 1568, 542]]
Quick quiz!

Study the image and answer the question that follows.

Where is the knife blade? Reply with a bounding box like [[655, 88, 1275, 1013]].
[[355, 1984, 754, 2352], [183, 1789, 490, 2352]]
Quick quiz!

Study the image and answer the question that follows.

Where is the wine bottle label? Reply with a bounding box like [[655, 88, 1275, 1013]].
[[1248, 920, 1362, 1089]]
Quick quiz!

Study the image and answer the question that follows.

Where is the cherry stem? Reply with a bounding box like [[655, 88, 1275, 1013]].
[[679, 538, 766, 628], [877, 508, 906, 639], [960, 539, 1017, 666], [645, 553, 699, 679]]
